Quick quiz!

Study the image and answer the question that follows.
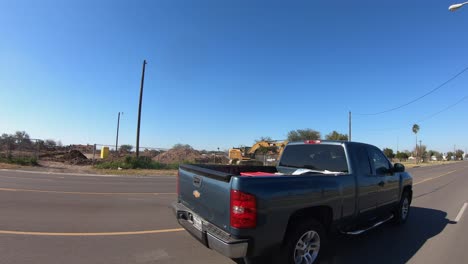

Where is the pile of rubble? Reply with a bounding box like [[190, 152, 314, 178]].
[[39, 149, 91, 165], [153, 147, 202, 164], [152, 146, 229, 164], [63, 150, 91, 165]]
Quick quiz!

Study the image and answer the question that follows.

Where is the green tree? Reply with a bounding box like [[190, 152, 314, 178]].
[[255, 136, 273, 143], [455, 149, 464, 160], [14, 131, 28, 138], [395, 151, 409, 161], [428, 150, 442, 161], [437, 153, 444, 161], [36, 140, 45, 150], [287, 129, 321, 142], [45, 139, 57, 147], [446, 152, 454, 161], [14, 131, 31, 145], [325, 131, 348, 141], [412, 124, 420, 162], [119, 144, 133, 152], [413, 144, 427, 161], [383, 148, 395, 159], [0, 133, 14, 146]]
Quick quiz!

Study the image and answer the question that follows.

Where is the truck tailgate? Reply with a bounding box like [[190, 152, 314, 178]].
[[178, 165, 232, 233]]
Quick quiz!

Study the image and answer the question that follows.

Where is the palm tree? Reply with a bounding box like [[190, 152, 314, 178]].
[[412, 124, 420, 163]]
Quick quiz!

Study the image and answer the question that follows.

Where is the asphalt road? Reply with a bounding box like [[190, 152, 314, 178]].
[[0, 162, 467, 264]]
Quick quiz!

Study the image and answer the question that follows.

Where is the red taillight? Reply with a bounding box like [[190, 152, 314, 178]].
[[176, 171, 180, 195], [230, 189, 256, 229], [304, 140, 321, 144]]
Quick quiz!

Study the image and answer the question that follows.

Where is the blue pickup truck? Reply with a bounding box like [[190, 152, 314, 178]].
[[173, 140, 413, 264]]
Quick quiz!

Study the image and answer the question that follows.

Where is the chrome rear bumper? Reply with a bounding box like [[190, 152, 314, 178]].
[[172, 202, 249, 258]]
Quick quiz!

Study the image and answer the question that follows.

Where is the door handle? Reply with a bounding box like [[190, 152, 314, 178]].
[[378, 181, 385, 187]]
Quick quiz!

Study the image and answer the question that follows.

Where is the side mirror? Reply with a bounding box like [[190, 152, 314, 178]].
[[393, 163, 405, 173]]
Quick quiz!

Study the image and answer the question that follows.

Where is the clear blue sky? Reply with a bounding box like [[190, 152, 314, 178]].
[[1, 0, 467, 153]]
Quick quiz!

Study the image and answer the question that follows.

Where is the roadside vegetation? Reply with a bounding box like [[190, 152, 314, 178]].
[[94, 156, 181, 170], [0, 156, 38, 166]]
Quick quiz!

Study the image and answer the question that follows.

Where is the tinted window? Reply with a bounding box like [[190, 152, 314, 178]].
[[356, 146, 372, 175], [279, 144, 348, 173], [369, 147, 391, 175]]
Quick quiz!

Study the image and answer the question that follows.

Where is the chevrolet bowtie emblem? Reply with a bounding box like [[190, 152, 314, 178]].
[[193, 190, 201, 198]]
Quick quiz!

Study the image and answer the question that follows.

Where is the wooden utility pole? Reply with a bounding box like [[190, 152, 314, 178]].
[[136, 60, 147, 157], [115, 112, 122, 152]]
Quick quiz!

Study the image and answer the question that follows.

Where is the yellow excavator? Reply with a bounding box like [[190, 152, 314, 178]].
[[228, 140, 288, 165]]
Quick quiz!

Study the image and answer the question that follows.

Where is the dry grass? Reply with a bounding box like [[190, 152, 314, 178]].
[[402, 160, 461, 168], [0, 163, 22, 169]]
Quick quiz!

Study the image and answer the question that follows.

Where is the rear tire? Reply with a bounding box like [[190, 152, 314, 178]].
[[279, 219, 326, 264], [394, 191, 411, 225]]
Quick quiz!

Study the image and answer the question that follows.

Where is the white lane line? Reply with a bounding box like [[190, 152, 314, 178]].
[[455, 202, 467, 223]]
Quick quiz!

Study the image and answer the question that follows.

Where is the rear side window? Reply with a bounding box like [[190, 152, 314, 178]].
[[279, 144, 348, 173], [355, 145, 372, 175]]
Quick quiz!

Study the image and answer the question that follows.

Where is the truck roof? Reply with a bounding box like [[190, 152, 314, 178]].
[[287, 140, 347, 146], [287, 140, 372, 148]]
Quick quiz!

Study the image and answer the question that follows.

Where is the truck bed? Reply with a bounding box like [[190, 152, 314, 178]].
[[179, 164, 279, 182]]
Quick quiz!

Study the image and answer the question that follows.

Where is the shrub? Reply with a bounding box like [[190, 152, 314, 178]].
[[0, 156, 38, 166]]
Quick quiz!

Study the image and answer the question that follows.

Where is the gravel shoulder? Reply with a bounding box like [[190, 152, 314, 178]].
[[0, 161, 177, 176]]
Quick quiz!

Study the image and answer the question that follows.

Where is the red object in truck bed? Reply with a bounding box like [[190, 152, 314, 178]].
[[240, 172, 276, 177]]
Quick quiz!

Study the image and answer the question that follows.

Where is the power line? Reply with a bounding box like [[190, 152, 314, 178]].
[[361, 95, 468, 132], [417, 95, 468, 123], [356, 65, 468, 116]]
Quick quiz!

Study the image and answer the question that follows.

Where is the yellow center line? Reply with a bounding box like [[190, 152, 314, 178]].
[[0, 187, 176, 196], [0, 228, 184, 236], [414, 170, 457, 185]]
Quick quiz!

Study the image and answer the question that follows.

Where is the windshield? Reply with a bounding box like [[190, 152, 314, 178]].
[[279, 144, 349, 174]]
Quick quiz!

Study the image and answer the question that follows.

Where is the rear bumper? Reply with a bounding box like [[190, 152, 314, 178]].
[[172, 202, 249, 259]]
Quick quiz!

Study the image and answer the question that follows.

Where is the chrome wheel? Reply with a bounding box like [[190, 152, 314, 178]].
[[401, 197, 410, 220], [293, 230, 320, 264]]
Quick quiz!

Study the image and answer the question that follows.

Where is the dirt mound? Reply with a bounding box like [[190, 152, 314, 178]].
[[153, 148, 202, 164], [63, 150, 91, 165], [63, 150, 87, 160], [39, 151, 68, 158]]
